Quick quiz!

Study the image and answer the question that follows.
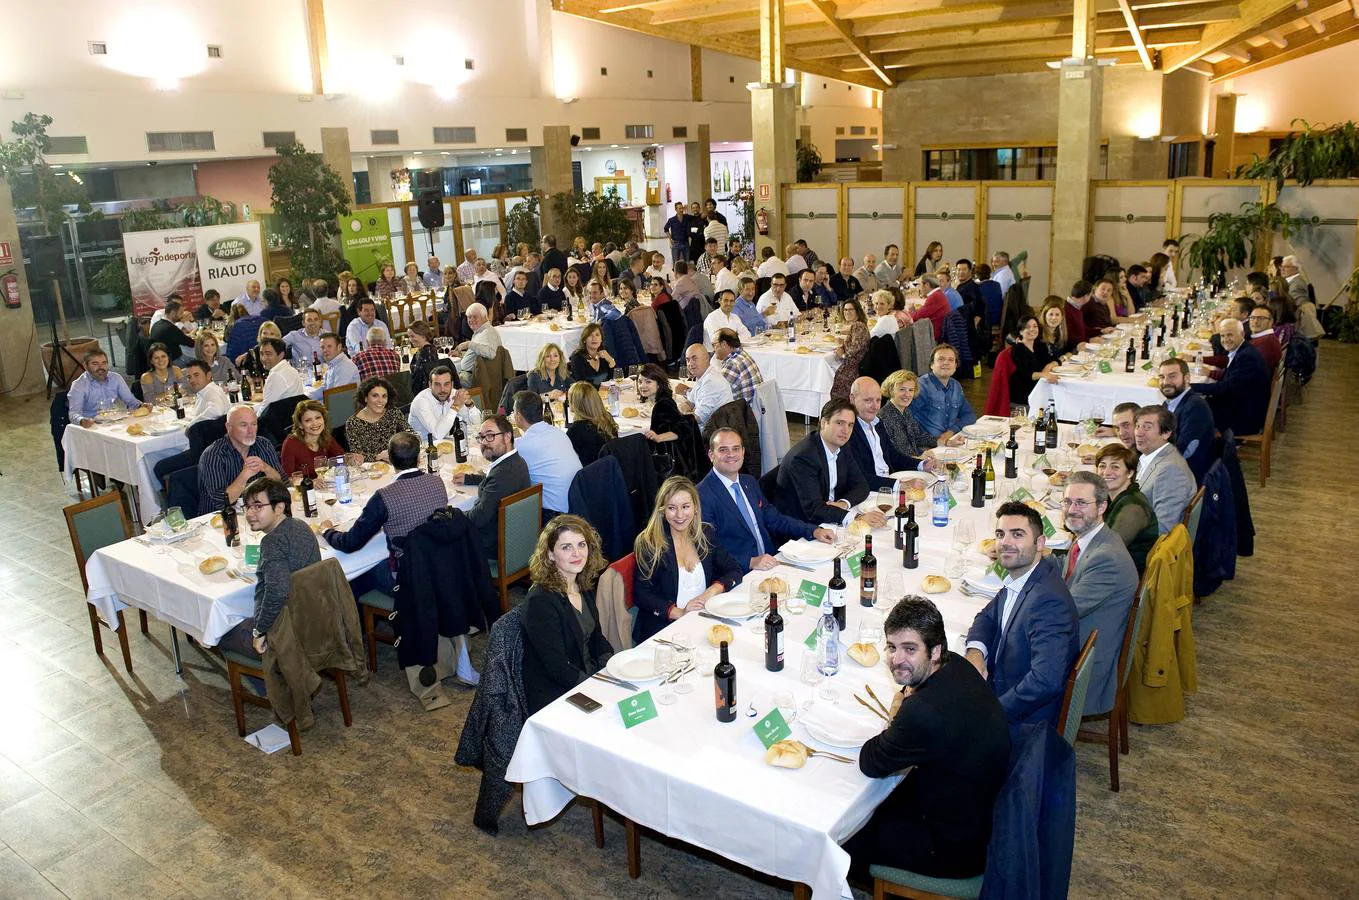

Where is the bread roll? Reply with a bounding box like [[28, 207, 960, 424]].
[[1077, 443, 1099, 462], [921, 575, 951, 594], [1048, 471, 1069, 487], [125, 423, 145, 436], [453, 462, 477, 476], [980, 537, 998, 558], [131, 405, 152, 418], [848, 518, 874, 539], [1024, 500, 1047, 515], [549, 323, 561, 332], [622, 407, 641, 418], [707, 623, 735, 647], [847, 642, 880, 667], [209, 513, 224, 529], [758, 576, 789, 596], [904, 485, 927, 502], [198, 555, 227, 575], [436, 440, 455, 455], [1146, 376, 1161, 387], [795, 346, 811, 355], [765, 739, 809, 769]]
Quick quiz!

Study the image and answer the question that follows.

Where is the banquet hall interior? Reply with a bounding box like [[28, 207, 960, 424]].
[[1, 0, 1357, 897]]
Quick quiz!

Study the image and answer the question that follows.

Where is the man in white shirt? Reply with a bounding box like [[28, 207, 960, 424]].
[[712, 254, 740, 298], [990, 251, 1016, 298], [758, 273, 800, 326], [423, 256, 444, 289], [345, 298, 380, 355], [676, 344, 733, 428], [756, 247, 788, 279], [283, 309, 325, 366], [319, 333, 360, 392], [511, 390, 581, 516], [457, 303, 502, 385], [256, 339, 305, 415], [1160, 239, 1179, 289], [457, 249, 478, 285], [307, 281, 342, 317], [233, 279, 265, 317], [183, 360, 230, 424], [784, 242, 808, 278], [472, 258, 507, 306], [703, 290, 752, 350], [875, 244, 903, 286], [408, 366, 482, 442], [853, 254, 880, 294]]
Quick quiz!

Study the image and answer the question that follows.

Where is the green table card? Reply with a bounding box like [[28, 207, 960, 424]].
[[846, 551, 863, 577], [989, 559, 1007, 579], [1097, 360, 1113, 374], [797, 579, 826, 607], [753, 708, 793, 749], [1167, 347, 1177, 358], [1041, 515, 1057, 538], [1141, 361, 1154, 371], [1009, 486, 1033, 502], [804, 629, 819, 650], [618, 690, 659, 729], [243, 544, 261, 568], [947, 491, 958, 510], [1031, 454, 1049, 471]]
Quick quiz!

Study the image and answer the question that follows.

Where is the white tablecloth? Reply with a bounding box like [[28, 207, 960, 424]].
[[497, 320, 584, 371], [62, 414, 190, 524], [505, 437, 1073, 898], [746, 336, 838, 418], [85, 467, 478, 646], [1025, 346, 1214, 422]]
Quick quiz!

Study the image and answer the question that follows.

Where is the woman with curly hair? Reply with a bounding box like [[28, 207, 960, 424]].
[[830, 318, 870, 399], [521, 515, 616, 713], [344, 377, 411, 461], [280, 399, 346, 478]]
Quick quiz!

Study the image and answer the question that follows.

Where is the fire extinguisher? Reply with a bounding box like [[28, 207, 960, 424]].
[[665, 183, 672, 203], [2, 272, 20, 309], [756, 207, 770, 236]]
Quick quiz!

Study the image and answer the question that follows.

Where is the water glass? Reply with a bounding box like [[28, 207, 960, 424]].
[[654, 644, 676, 705], [876, 571, 904, 612], [774, 690, 797, 724], [786, 591, 806, 616], [799, 651, 823, 712], [954, 520, 976, 554], [858, 616, 884, 648], [697, 646, 718, 677]]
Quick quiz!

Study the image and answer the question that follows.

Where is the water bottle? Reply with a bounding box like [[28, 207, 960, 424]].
[[332, 455, 353, 505], [931, 473, 951, 527], [815, 604, 840, 677], [608, 381, 622, 416]]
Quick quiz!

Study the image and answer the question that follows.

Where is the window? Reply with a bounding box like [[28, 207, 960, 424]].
[[581, 127, 601, 141], [924, 146, 1063, 181], [207, 45, 222, 59], [262, 131, 296, 149], [1167, 141, 1198, 179], [505, 128, 528, 142], [48, 136, 89, 155], [88, 41, 107, 55], [624, 124, 653, 139], [672, 126, 688, 139]]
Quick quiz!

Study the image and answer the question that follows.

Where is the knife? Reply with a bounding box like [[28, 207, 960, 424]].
[[699, 610, 740, 627], [590, 672, 639, 691]]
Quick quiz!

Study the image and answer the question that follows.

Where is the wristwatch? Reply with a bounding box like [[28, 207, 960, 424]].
[[251, 627, 264, 640]]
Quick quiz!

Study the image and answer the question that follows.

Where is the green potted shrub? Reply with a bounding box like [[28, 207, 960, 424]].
[[1184, 201, 1304, 289]]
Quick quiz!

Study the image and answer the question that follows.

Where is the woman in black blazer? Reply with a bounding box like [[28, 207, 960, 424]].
[[632, 476, 742, 643], [521, 515, 616, 714], [566, 382, 618, 467]]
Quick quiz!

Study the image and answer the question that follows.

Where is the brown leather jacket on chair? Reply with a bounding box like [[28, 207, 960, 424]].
[[474, 347, 515, 416], [595, 566, 634, 652], [628, 306, 665, 360], [262, 558, 370, 727]]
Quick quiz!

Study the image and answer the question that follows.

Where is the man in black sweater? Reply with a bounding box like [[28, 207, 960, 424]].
[[844, 598, 1011, 881]]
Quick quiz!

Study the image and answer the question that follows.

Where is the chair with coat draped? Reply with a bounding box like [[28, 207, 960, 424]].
[[627, 306, 665, 361], [595, 554, 636, 652], [601, 316, 648, 369], [599, 433, 660, 535], [702, 399, 761, 480], [257, 395, 306, 448], [567, 455, 636, 563], [912, 319, 936, 375], [754, 378, 790, 475], [893, 326, 920, 376], [985, 347, 1015, 416], [475, 346, 515, 419], [862, 333, 903, 385], [1128, 526, 1197, 726], [499, 373, 529, 417]]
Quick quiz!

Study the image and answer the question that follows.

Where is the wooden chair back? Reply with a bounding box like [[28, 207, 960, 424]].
[[63, 491, 133, 593], [495, 483, 543, 612], [1181, 485, 1206, 545], [1057, 630, 1099, 747], [324, 384, 358, 425]]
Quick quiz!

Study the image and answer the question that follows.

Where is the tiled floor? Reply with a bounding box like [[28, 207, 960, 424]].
[[0, 349, 1356, 899]]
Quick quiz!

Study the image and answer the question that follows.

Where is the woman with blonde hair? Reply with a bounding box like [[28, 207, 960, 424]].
[[281, 399, 345, 478], [565, 381, 618, 467], [336, 270, 354, 302], [879, 370, 933, 459], [631, 476, 741, 642], [522, 514, 616, 714], [401, 261, 425, 295], [528, 342, 572, 399], [194, 331, 240, 385]]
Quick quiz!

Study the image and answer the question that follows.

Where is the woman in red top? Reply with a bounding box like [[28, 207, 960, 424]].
[[280, 399, 345, 479], [916, 274, 952, 340]]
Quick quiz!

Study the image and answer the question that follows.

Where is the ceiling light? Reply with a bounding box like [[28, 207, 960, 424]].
[[155, 76, 179, 91], [413, 151, 422, 155], [610, 144, 619, 148], [441, 151, 450, 155]]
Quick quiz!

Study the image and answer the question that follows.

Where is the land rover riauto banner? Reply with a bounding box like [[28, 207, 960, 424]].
[[124, 222, 266, 316]]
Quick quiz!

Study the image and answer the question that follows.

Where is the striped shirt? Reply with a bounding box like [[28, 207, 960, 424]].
[[719, 347, 764, 404], [198, 436, 282, 513]]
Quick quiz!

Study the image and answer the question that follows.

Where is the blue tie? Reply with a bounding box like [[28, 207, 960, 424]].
[[732, 481, 765, 556]]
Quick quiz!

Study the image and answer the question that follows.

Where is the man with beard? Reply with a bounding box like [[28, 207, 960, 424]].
[[844, 597, 1010, 881], [1159, 357, 1214, 482]]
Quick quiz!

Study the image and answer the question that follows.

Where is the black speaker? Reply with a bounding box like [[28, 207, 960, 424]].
[[418, 189, 445, 229], [27, 234, 66, 280]]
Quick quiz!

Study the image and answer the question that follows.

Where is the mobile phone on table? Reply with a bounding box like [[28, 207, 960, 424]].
[[566, 692, 602, 713]]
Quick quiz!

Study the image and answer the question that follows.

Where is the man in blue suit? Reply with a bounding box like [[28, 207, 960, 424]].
[[847, 376, 927, 491], [699, 427, 835, 573], [965, 502, 1079, 729], [1192, 318, 1272, 438], [1159, 357, 1215, 483]]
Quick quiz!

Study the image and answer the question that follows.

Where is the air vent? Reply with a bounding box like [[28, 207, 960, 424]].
[[600, 67, 608, 76], [464, 59, 475, 70], [505, 128, 528, 143], [263, 131, 297, 149], [207, 45, 222, 59], [850, 125, 866, 136], [146, 131, 215, 152], [581, 127, 601, 141], [48, 136, 89, 155], [434, 126, 476, 144], [88, 41, 107, 56], [392, 55, 405, 66], [647, 70, 654, 78], [672, 126, 688, 139], [870, 126, 879, 135], [625, 125, 654, 140], [835, 127, 845, 135], [371, 129, 400, 145]]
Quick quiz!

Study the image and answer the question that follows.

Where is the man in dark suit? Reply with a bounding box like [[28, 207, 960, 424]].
[[453, 414, 531, 560], [699, 427, 835, 574], [1193, 318, 1272, 437], [149, 297, 197, 362], [775, 398, 888, 530], [1060, 473, 1137, 716], [965, 501, 1080, 729], [847, 376, 925, 491], [538, 235, 568, 284], [844, 598, 1010, 881], [1158, 357, 1215, 483]]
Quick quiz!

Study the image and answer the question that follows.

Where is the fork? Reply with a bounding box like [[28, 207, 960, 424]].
[[803, 746, 854, 764]]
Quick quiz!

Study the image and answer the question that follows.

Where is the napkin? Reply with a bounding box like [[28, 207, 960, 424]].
[[245, 723, 292, 753], [800, 702, 883, 746]]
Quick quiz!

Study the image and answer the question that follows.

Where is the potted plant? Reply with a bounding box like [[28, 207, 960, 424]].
[[505, 192, 541, 250], [1184, 201, 1305, 289], [268, 142, 351, 280], [796, 143, 824, 183], [1236, 119, 1359, 189]]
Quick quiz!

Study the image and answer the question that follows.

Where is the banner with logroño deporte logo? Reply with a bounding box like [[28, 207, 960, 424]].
[[124, 221, 266, 316]]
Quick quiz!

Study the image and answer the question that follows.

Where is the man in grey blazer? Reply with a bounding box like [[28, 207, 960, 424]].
[[1281, 255, 1310, 307], [1133, 405, 1196, 534], [453, 413, 531, 560], [1061, 473, 1138, 716]]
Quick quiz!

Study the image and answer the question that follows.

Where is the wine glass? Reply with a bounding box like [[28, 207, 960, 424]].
[[799, 650, 823, 712], [858, 615, 884, 649], [678, 364, 690, 382], [654, 644, 676, 705], [876, 489, 894, 517], [876, 571, 904, 612], [774, 690, 797, 724], [954, 519, 976, 555]]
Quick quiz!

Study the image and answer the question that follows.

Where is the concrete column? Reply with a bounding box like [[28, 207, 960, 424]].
[[880, 85, 921, 181], [366, 156, 406, 203], [684, 124, 712, 206], [1212, 93, 1238, 178], [320, 127, 355, 204], [1107, 135, 1167, 180], [0, 177, 47, 396], [532, 125, 575, 243], [1051, 60, 1103, 293], [751, 84, 797, 256]]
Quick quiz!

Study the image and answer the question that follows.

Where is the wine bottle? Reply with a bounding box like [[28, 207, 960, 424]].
[[1140, 326, 1151, 360], [1032, 408, 1047, 454], [1125, 340, 1136, 373], [1045, 400, 1059, 449], [172, 385, 185, 420], [893, 485, 908, 550], [787, 312, 796, 344], [300, 473, 317, 518], [984, 449, 997, 500], [828, 557, 847, 631], [563, 398, 571, 426], [714, 641, 736, 722], [764, 594, 784, 672], [426, 434, 439, 474], [453, 415, 468, 463], [902, 505, 919, 569], [970, 453, 986, 508], [1004, 425, 1019, 479], [312, 352, 323, 382], [221, 499, 239, 548], [859, 535, 877, 607]]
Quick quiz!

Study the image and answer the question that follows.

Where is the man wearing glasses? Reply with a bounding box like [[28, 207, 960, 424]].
[[454, 414, 531, 560], [1059, 472, 1137, 717]]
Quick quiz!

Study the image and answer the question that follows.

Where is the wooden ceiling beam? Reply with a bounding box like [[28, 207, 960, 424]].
[[1118, 0, 1157, 67], [1161, 0, 1307, 69], [860, 34, 1173, 68], [1302, 11, 1327, 29], [802, 0, 895, 84], [801, 23, 1202, 59], [1211, 8, 1359, 77]]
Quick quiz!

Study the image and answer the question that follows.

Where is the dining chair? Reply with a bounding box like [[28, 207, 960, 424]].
[[63, 491, 146, 673], [464, 386, 484, 412], [1079, 581, 1148, 791], [869, 865, 981, 899], [357, 589, 396, 672], [1056, 630, 1099, 748], [223, 649, 352, 756], [492, 484, 542, 613], [1237, 361, 1285, 487], [1181, 485, 1206, 547], [320, 310, 341, 334], [323, 383, 358, 425]]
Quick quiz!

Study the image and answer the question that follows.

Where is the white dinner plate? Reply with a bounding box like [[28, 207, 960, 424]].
[[779, 539, 841, 564], [800, 704, 883, 748], [1053, 365, 1088, 377], [605, 647, 666, 683], [144, 421, 184, 435], [705, 594, 761, 618], [961, 422, 1006, 440]]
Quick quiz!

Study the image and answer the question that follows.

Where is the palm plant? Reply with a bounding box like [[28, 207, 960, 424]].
[[1184, 201, 1305, 288], [1236, 120, 1359, 189]]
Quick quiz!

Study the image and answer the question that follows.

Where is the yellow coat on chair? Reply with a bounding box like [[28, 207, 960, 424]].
[[1128, 525, 1198, 725]]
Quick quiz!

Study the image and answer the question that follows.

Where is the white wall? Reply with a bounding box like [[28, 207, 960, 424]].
[[574, 147, 649, 205], [1213, 42, 1359, 133]]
